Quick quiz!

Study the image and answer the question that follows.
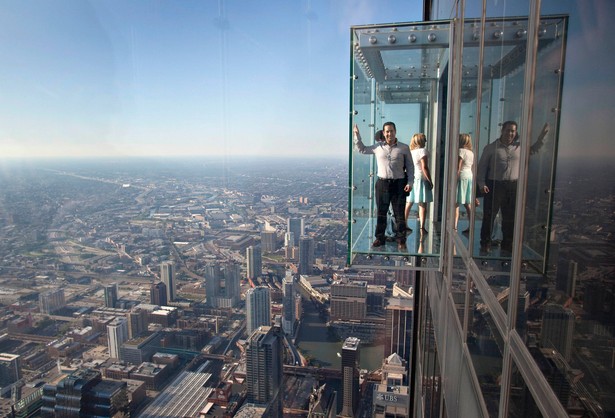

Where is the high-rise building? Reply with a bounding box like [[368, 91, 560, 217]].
[[298, 235, 314, 275], [307, 383, 337, 418], [394, 261, 415, 287], [330, 279, 367, 321], [107, 317, 128, 360], [104, 283, 118, 308], [0, 353, 21, 387], [245, 325, 283, 417], [287, 217, 304, 241], [204, 264, 220, 307], [556, 258, 578, 298], [282, 271, 295, 336], [246, 286, 271, 335], [150, 281, 167, 306], [340, 337, 360, 417], [324, 239, 337, 258], [246, 245, 262, 280], [204, 262, 241, 308], [222, 262, 241, 308], [160, 261, 175, 302], [39, 288, 65, 314], [372, 353, 410, 417], [541, 304, 575, 362], [127, 308, 148, 339], [583, 281, 606, 317], [284, 231, 295, 248], [261, 230, 278, 253], [384, 285, 414, 370], [41, 368, 127, 417]]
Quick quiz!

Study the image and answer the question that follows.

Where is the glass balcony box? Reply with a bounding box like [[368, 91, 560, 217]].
[[348, 16, 567, 273]]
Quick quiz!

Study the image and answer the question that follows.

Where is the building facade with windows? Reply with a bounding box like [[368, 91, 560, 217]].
[[246, 286, 271, 335]]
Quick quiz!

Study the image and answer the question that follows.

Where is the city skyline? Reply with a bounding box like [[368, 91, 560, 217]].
[[0, 149, 612, 415], [1, 1, 613, 160]]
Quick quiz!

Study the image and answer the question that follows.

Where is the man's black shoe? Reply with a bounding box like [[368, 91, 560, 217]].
[[372, 239, 384, 248]]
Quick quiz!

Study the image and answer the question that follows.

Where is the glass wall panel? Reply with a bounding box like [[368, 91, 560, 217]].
[[442, 299, 463, 415], [459, 360, 488, 418], [508, 360, 545, 418], [420, 290, 442, 418], [467, 278, 504, 417], [460, 16, 566, 274], [349, 22, 451, 267], [449, 15, 566, 278], [451, 272, 469, 331], [521, 17, 567, 273]]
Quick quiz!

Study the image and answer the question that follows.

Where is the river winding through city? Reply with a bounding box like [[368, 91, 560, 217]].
[[295, 296, 384, 372]]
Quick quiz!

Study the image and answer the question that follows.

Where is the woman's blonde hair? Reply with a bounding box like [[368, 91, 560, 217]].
[[410, 133, 427, 150], [459, 133, 472, 150]]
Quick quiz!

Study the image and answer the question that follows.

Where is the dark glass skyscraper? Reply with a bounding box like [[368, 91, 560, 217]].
[[103, 283, 118, 308], [340, 337, 360, 417], [150, 281, 167, 306], [245, 325, 283, 417], [41, 369, 127, 417]]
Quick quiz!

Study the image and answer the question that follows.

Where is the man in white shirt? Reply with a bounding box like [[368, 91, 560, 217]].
[[354, 122, 413, 250]]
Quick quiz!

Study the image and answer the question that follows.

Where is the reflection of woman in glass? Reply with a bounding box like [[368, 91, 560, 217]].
[[455, 133, 474, 232], [406, 133, 433, 235]]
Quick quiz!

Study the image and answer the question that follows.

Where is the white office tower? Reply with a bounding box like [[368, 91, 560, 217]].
[[284, 231, 295, 248], [160, 261, 175, 302], [298, 235, 314, 275], [107, 317, 128, 360], [246, 286, 271, 335], [246, 245, 262, 280], [282, 271, 295, 336], [372, 353, 410, 417]]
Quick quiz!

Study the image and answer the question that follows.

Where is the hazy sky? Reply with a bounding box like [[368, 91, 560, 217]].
[[0, 0, 613, 159], [0, 0, 422, 159]]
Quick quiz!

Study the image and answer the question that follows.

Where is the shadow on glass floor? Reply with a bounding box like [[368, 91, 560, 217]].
[[350, 216, 543, 273]]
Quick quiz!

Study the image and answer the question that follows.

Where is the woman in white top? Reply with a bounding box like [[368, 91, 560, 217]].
[[405, 133, 433, 234], [456, 133, 475, 232]]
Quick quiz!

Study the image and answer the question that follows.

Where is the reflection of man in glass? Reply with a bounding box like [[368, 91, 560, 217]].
[[477, 121, 550, 253], [354, 122, 412, 250]]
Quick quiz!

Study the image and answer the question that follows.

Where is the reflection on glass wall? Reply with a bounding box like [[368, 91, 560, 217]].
[[509, 361, 545, 418], [467, 280, 504, 417], [452, 16, 567, 273], [416, 0, 615, 416], [419, 291, 442, 418]]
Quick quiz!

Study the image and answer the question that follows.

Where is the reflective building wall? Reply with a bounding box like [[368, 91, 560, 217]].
[[419, 1, 612, 417], [350, 0, 614, 417]]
